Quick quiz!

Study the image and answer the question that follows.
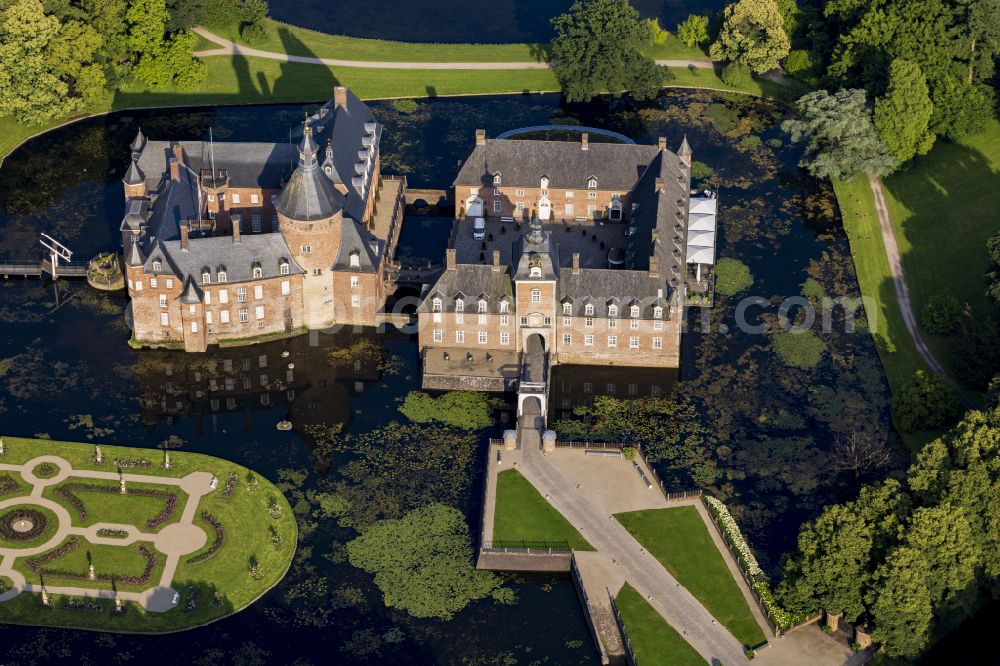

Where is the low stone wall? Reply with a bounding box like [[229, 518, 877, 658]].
[[421, 373, 510, 392], [476, 550, 572, 572]]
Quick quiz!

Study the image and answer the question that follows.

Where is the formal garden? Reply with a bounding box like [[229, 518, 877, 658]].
[[0, 437, 296, 633]]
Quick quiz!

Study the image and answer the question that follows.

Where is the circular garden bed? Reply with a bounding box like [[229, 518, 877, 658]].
[[32, 463, 59, 479], [0, 506, 58, 548]]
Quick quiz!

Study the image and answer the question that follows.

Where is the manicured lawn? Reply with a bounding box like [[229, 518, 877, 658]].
[[42, 480, 187, 532], [615, 506, 766, 648], [493, 469, 592, 550], [13, 536, 168, 594], [643, 34, 710, 61], [882, 120, 1000, 394], [0, 436, 297, 633], [615, 582, 706, 666]]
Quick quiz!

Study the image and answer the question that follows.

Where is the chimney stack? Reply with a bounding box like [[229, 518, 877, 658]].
[[581, 133, 589, 151], [180, 223, 189, 251], [168, 157, 180, 182], [232, 215, 241, 244], [492, 250, 501, 271], [333, 86, 347, 109], [475, 129, 486, 146], [655, 177, 665, 193], [446, 248, 457, 270], [649, 255, 659, 278], [658, 136, 666, 151], [572, 252, 580, 275]]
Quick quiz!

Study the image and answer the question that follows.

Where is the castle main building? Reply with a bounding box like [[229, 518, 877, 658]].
[[121, 87, 401, 352], [417, 130, 717, 392]]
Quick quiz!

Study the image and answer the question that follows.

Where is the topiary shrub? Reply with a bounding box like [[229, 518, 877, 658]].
[[714, 257, 754, 296], [920, 293, 961, 335], [721, 62, 752, 88], [773, 331, 826, 369], [892, 370, 962, 432], [240, 21, 267, 46]]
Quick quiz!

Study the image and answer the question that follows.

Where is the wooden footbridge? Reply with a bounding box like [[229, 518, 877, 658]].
[[0, 258, 89, 279]]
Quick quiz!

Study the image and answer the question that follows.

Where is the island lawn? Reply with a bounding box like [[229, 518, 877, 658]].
[[493, 469, 592, 550], [615, 506, 767, 648], [615, 582, 706, 666], [0, 437, 296, 633]]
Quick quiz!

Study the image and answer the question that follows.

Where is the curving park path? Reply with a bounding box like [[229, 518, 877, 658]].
[[192, 27, 715, 71], [868, 174, 974, 407], [0, 455, 214, 612]]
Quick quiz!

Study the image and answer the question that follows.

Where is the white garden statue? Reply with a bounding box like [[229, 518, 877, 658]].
[[119, 478, 126, 495], [41, 589, 49, 607], [209, 476, 218, 490], [115, 595, 122, 613], [94, 445, 103, 464], [164, 452, 172, 470], [88, 564, 95, 580], [0, 438, 5, 456]]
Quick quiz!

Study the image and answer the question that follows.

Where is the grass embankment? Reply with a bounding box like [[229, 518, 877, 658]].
[[0, 436, 296, 633], [493, 469, 592, 550], [615, 506, 766, 648], [615, 582, 706, 666], [207, 19, 708, 63]]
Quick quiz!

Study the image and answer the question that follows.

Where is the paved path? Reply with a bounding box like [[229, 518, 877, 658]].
[[0, 455, 215, 612], [868, 174, 973, 407], [517, 443, 749, 664], [192, 27, 716, 71]]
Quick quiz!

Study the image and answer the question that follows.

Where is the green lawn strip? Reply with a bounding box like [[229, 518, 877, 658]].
[[642, 34, 710, 60], [13, 536, 167, 594], [615, 582, 707, 666], [0, 504, 61, 550], [834, 174, 946, 451], [493, 468, 593, 550], [42, 481, 187, 532], [0, 436, 296, 633], [615, 506, 766, 648], [881, 120, 1000, 394]]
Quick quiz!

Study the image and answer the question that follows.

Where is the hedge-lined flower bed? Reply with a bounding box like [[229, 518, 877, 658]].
[[54, 482, 179, 529], [187, 512, 225, 565], [704, 496, 804, 631], [118, 545, 156, 585], [113, 458, 151, 469], [62, 598, 104, 612], [96, 528, 129, 538], [28, 541, 157, 586], [26, 536, 80, 573], [0, 508, 48, 541], [222, 472, 238, 498], [0, 476, 19, 496]]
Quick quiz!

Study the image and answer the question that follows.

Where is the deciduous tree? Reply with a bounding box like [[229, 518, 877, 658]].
[[709, 0, 791, 73], [676, 14, 709, 47], [874, 59, 935, 164], [0, 0, 68, 122]]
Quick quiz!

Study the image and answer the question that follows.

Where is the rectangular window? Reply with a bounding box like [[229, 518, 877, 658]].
[[516, 189, 525, 196], [160, 312, 168, 326], [220, 290, 229, 304], [585, 317, 593, 327], [584, 335, 593, 346], [313, 268, 321, 276], [165, 278, 173, 289], [239, 308, 248, 323], [478, 314, 486, 325], [207, 194, 215, 202], [301, 245, 311, 253], [493, 187, 500, 196], [500, 315, 509, 326], [251, 193, 260, 204], [281, 280, 290, 295], [531, 290, 540, 303], [563, 316, 571, 326], [149, 278, 157, 288], [588, 203, 597, 217], [220, 310, 230, 323], [259, 354, 267, 368], [188, 305, 196, 315], [565, 191, 574, 199], [470, 188, 479, 196], [516, 202, 524, 213], [190, 321, 198, 333], [231, 193, 241, 204], [478, 331, 487, 344], [255, 305, 265, 320], [159, 295, 167, 307], [651, 384, 662, 396], [608, 336, 617, 348], [500, 301, 509, 313], [237, 287, 247, 302], [540, 189, 549, 197], [588, 191, 597, 199], [493, 201, 501, 212], [205, 292, 212, 305], [607, 383, 616, 394], [251, 215, 261, 233], [562, 334, 571, 346], [433, 329, 443, 342], [500, 332, 510, 345], [456, 330, 465, 343], [629, 336, 639, 348], [520, 316, 528, 326], [254, 285, 263, 300], [653, 337, 663, 349], [351, 276, 359, 287], [564, 203, 574, 216], [352, 295, 360, 308], [206, 311, 213, 325], [608, 318, 617, 329], [629, 383, 638, 395], [583, 382, 593, 393], [630, 319, 639, 330], [653, 320, 663, 330], [456, 313, 464, 324]]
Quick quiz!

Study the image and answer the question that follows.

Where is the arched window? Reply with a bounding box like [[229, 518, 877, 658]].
[[455, 299, 465, 313], [279, 262, 289, 275], [608, 305, 618, 317], [252, 266, 263, 279], [217, 270, 227, 283], [585, 304, 594, 315], [202, 271, 211, 284], [630, 305, 639, 318]]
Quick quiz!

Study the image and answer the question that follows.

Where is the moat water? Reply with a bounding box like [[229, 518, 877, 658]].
[[267, 0, 727, 44], [0, 91, 911, 662]]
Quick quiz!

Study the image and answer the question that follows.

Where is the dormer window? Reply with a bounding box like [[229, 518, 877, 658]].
[[493, 173, 501, 186], [500, 300, 509, 313], [455, 299, 465, 313], [478, 300, 487, 313], [585, 304, 594, 316], [202, 271, 211, 284], [588, 177, 597, 189], [563, 303, 572, 315], [252, 266, 263, 279], [432, 298, 442, 312], [653, 306, 663, 319], [349, 251, 360, 268], [152, 260, 162, 271], [279, 262, 289, 275], [217, 270, 227, 283], [540, 176, 549, 190], [630, 305, 640, 318]]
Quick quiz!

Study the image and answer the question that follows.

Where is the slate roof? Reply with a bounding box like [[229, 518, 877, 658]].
[[125, 240, 145, 267], [144, 233, 305, 285], [120, 198, 150, 233], [333, 218, 379, 272], [123, 159, 145, 186], [134, 141, 297, 192], [143, 168, 202, 242], [454, 139, 661, 190], [557, 268, 668, 318], [275, 124, 345, 222], [513, 219, 558, 281], [180, 278, 202, 304], [418, 265, 513, 313]]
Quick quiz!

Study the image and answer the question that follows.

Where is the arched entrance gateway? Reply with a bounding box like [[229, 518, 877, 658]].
[[517, 333, 548, 422]]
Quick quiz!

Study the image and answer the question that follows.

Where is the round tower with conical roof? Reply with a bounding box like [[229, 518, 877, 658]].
[[276, 120, 346, 329]]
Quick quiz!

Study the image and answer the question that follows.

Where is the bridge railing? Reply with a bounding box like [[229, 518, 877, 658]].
[[481, 540, 571, 553]]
